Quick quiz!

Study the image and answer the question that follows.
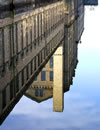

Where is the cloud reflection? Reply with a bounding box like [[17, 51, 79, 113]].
[[1, 88, 100, 130]]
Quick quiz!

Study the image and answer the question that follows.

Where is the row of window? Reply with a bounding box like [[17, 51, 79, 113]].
[[35, 71, 53, 81], [0, 16, 64, 77], [0, 3, 64, 73], [1, 64, 53, 110], [35, 88, 43, 97], [1, 26, 64, 111], [2, 81, 17, 109]]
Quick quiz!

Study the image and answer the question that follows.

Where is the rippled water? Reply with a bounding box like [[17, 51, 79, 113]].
[[0, 5, 100, 130]]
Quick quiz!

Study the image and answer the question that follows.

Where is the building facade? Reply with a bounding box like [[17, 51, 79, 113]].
[[0, 0, 85, 124]]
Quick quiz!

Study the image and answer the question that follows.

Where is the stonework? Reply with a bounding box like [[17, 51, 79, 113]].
[[53, 45, 64, 112], [0, 0, 84, 124]]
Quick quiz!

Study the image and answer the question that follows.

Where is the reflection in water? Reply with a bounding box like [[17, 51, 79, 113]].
[[25, 41, 78, 112], [0, 0, 85, 126], [0, 1, 65, 124], [0, 2, 100, 129], [25, 87, 53, 103]]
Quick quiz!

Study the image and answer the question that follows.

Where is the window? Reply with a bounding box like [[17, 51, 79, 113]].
[[2, 88, 6, 109], [21, 23, 23, 52], [50, 57, 53, 68], [44, 48, 45, 59], [41, 71, 46, 81], [10, 80, 14, 100], [34, 56, 36, 71], [30, 26, 32, 48], [35, 88, 38, 96], [34, 15, 36, 43], [16, 74, 19, 93], [38, 54, 40, 66], [22, 69, 24, 86], [26, 65, 29, 80], [40, 13, 42, 40], [30, 60, 33, 75], [40, 51, 42, 63], [50, 71, 53, 81], [40, 89, 43, 97], [37, 14, 39, 45]]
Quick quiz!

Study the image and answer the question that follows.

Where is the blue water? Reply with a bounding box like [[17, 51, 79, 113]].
[[0, 5, 100, 130]]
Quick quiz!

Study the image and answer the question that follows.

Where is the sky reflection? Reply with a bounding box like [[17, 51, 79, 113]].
[[0, 3, 100, 130]]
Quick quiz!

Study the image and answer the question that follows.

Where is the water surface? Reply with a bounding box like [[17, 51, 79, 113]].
[[0, 5, 100, 130]]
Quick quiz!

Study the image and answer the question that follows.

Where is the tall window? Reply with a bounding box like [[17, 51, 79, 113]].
[[41, 71, 46, 81], [26, 65, 29, 80], [10, 81, 14, 100], [30, 60, 33, 75], [22, 69, 24, 86], [50, 57, 53, 68], [34, 56, 36, 71], [16, 74, 19, 93], [2, 88, 6, 109], [50, 71, 53, 81], [38, 54, 40, 67], [40, 89, 43, 97], [35, 88, 38, 96]]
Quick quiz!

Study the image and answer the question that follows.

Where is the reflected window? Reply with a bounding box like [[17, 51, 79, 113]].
[[16, 74, 19, 93], [34, 57, 36, 71], [41, 71, 46, 81], [34, 76, 37, 81], [50, 57, 53, 68], [30, 60, 33, 75], [35, 88, 38, 96], [22, 69, 24, 86], [40, 89, 43, 97], [2, 88, 6, 109], [50, 71, 53, 81], [38, 54, 40, 67], [26, 65, 29, 80], [10, 81, 14, 100]]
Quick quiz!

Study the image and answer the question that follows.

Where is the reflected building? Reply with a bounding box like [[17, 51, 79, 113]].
[[0, 1, 65, 124], [25, 0, 83, 111], [25, 56, 53, 103], [25, 40, 78, 112], [0, 0, 85, 124], [0, 0, 63, 19]]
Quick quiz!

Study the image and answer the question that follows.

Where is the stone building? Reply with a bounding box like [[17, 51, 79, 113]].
[[25, 39, 78, 112], [0, 0, 85, 124], [25, 0, 85, 112]]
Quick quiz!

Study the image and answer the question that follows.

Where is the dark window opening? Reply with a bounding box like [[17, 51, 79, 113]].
[[16, 74, 19, 93], [34, 57, 36, 71], [41, 71, 46, 81], [10, 80, 14, 100], [50, 57, 53, 68], [30, 60, 33, 75], [40, 89, 43, 97], [26, 65, 29, 80], [50, 71, 53, 81], [35, 88, 38, 96], [2, 88, 6, 109], [38, 54, 40, 66], [22, 69, 24, 86]]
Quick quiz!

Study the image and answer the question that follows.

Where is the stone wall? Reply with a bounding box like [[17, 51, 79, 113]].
[[0, 0, 35, 18], [0, 1, 65, 124]]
